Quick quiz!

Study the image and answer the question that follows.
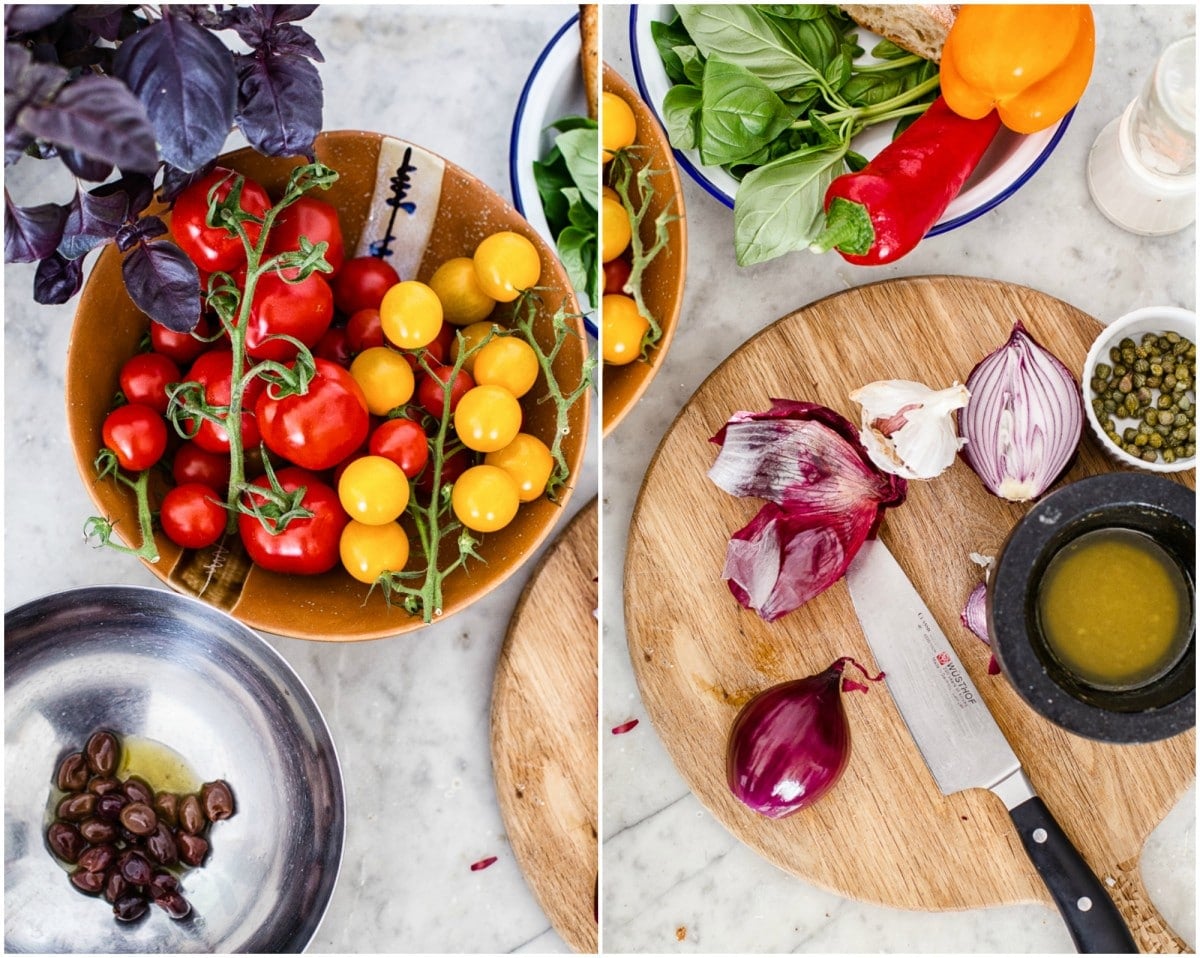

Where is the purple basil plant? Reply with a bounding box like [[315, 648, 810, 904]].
[[4, 4, 325, 331]]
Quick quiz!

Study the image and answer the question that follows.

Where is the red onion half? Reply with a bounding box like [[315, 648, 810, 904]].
[[727, 658, 882, 819], [709, 400, 907, 621], [958, 322, 1082, 502]]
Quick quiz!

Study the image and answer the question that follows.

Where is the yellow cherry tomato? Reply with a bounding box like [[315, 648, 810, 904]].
[[451, 320, 505, 374], [429, 256, 496, 326], [602, 293, 649, 366], [337, 455, 410, 525], [453, 384, 522, 453], [602, 185, 620, 203], [379, 280, 443, 349], [339, 520, 410, 584], [451, 464, 520, 533], [485, 433, 553, 503], [601, 195, 632, 263], [472, 335, 539, 398], [473, 231, 541, 303], [350, 346, 415, 415], [602, 91, 637, 162]]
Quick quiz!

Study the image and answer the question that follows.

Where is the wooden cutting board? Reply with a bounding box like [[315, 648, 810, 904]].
[[491, 500, 598, 953], [625, 277, 1195, 952]]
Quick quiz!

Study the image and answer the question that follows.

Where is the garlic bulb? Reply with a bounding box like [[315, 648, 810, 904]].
[[849, 380, 970, 480]]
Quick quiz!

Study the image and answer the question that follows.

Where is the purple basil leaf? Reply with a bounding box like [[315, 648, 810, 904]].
[[4, 189, 67, 262], [122, 239, 201, 331], [59, 186, 128, 260], [5, 126, 35, 165], [93, 172, 154, 216], [5, 5, 72, 33], [260, 22, 324, 61], [234, 51, 322, 157], [5, 42, 68, 134], [71, 5, 133, 42], [226, 5, 321, 55], [113, 13, 236, 173], [17, 73, 158, 174], [158, 162, 212, 204], [60, 146, 112, 181], [115, 213, 167, 252], [34, 249, 84, 303], [167, 6, 228, 30]]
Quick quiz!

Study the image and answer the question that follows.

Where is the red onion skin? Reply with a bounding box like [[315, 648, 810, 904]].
[[727, 660, 873, 819]]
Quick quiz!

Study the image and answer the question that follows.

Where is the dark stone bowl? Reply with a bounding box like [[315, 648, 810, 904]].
[[989, 473, 1195, 743]]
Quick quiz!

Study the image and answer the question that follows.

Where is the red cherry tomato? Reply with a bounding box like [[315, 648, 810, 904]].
[[415, 363, 475, 418], [172, 441, 232, 489], [313, 326, 353, 367], [182, 349, 266, 454], [266, 196, 345, 276], [149, 314, 214, 366], [119, 352, 181, 415], [332, 256, 400, 315], [171, 168, 271, 274], [346, 308, 385, 354], [415, 445, 473, 497], [101, 403, 168, 471], [369, 417, 430, 479], [159, 483, 226, 550], [603, 255, 632, 295], [255, 358, 371, 471], [238, 467, 349, 575], [245, 269, 334, 362]]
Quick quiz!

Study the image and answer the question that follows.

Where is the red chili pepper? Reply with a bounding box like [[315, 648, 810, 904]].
[[810, 97, 1002, 266]]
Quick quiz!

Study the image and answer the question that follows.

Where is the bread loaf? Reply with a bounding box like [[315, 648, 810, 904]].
[[839, 4, 959, 62]]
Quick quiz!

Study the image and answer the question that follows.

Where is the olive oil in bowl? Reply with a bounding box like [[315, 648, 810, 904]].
[[1036, 527, 1193, 691]]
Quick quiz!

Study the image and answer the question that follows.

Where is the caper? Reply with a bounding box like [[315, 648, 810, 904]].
[[1134, 433, 1150, 447], [1123, 427, 1139, 443], [1095, 362, 1112, 379], [1142, 448, 1159, 463], [1145, 408, 1160, 426], [1149, 432, 1164, 448], [1163, 449, 1177, 464]]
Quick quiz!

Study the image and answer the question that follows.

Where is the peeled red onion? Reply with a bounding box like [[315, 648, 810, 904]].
[[957, 321, 1082, 502], [727, 658, 882, 819]]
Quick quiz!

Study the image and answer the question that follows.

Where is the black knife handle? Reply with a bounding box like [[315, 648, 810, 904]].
[[1009, 796, 1138, 953]]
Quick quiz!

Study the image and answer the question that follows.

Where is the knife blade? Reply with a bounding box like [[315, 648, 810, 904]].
[[845, 537, 1136, 954]]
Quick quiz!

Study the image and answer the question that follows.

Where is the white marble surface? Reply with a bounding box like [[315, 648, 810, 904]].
[[4, 5, 594, 954], [601, 3, 1196, 955]]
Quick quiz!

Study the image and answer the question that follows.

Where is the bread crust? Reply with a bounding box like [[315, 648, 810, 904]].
[[839, 4, 959, 62]]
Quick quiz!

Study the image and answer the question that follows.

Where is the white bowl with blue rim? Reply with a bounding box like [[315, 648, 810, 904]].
[[510, 12, 598, 337], [629, 4, 1072, 234]]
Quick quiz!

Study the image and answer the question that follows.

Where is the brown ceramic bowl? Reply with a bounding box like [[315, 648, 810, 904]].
[[65, 130, 590, 641], [602, 65, 687, 435]]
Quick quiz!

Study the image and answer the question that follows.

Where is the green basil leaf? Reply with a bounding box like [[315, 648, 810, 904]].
[[555, 127, 600, 208], [699, 55, 794, 166], [788, 14, 842, 73], [532, 155, 572, 236], [678, 5, 824, 91], [762, 5, 828, 20], [824, 49, 852, 91], [840, 71, 904, 108], [661, 83, 702, 150], [677, 44, 706, 86], [564, 189, 597, 231], [556, 223, 597, 304], [733, 143, 846, 266], [808, 112, 841, 148], [846, 149, 870, 172], [547, 115, 598, 135], [870, 38, 911, 61], [651, 15, 695, 87]]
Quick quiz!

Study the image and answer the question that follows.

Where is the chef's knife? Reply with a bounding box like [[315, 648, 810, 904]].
[[845, 537, 1137, 954]]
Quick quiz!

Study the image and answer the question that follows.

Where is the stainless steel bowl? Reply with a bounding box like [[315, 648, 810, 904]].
[[5, 586, 345, 953]]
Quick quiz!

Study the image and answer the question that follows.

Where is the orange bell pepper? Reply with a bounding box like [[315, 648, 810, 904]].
[[940, 5, 1095, 135]]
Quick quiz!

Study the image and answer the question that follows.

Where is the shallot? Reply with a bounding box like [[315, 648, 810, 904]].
[[727, 658, 883, 818], [708, 400, 907, 622], [958, 322, 1082, 502]]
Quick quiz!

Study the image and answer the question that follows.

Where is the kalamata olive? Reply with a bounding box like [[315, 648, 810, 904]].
[[55, 791, 97, 822], [112, 893, 149, 922], [104, 869, 128, 904], [178, 794, 204, 834], [123, 776, 154, 805], [153, 791, 179, 828], [200, 780, 235, 821], [149, 870, 179, 898], [79, 817, 119, 844], [84, 731, 120, 776], [176, 831, 209, 867], [155, 890, 191, 920], [145, 823, 178, 866], [94, 791, 127, 822], [77, 843, 116, 873], [70, 868, 106, 895], [46, 822, 86, 863], [56, 752, 89, 792], [88, 775, 121, 796], [119, 849, 153, 886], [118, 801, 157, 837]]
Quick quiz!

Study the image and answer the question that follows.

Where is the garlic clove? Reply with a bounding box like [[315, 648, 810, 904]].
[[849, 380, 969, 480]]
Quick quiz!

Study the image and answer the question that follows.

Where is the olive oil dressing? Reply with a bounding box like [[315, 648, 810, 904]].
[[1036, 527, 1192, 690]]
